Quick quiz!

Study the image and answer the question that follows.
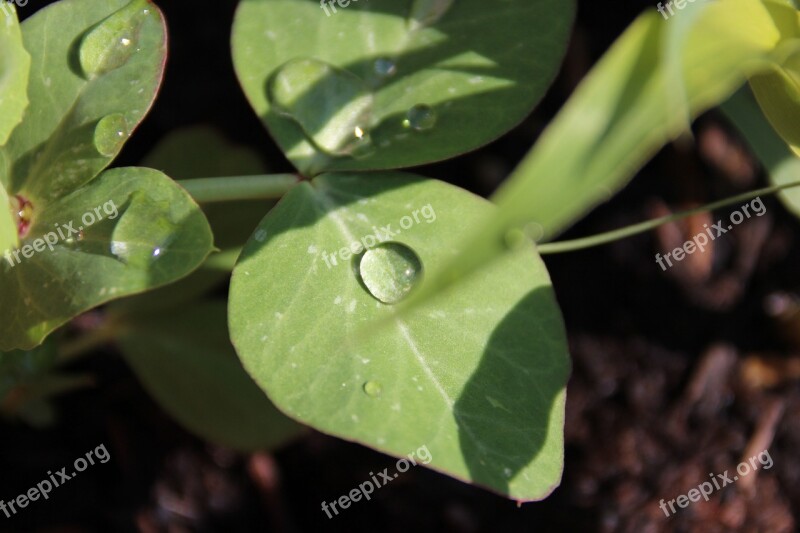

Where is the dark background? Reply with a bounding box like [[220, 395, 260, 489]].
[[2, 0, 799, 531]]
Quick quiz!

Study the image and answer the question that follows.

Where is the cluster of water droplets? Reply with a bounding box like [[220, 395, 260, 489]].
[[76, 0, 150, 159]]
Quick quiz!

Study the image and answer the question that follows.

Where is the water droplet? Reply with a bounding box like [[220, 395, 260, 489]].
[[356, 242, 422, 304], [94, 114, 129, 156], [78, 0, 150, 77], [409, 0, 455, 29], [363, 381, 382, 397], [373, 58, 397, 79], [267, 58, 374, 157], [403, 104, 437, 132], [504, 228, 527, 250], [504, 221, 545, 249]]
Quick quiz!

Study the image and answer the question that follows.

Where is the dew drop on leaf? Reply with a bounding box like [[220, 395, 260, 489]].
[[363, 381, 383, 397], [94, 114, 129, 157], [356, 242, 423, 304], [267, 58, 374, 157], [403, 104, 437, 132], [408, 0, 455, 29], [373, 58, 397, 79], [78, 0, 150, 78]]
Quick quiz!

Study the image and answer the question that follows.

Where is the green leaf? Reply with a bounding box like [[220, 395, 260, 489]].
[[142, 126, 274, 250], [722, 86, 800, 217], [231, 0, 574, 175], [229, 173, 569, 501], [0, 4, 30, 146], [407, 0, 800, 309], [117, 301, 304, 451], [1, 0, 166, 201], [0, 167, 213, 351]]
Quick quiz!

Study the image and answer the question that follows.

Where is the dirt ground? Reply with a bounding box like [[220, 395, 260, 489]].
[[1, 0, 798, 531]]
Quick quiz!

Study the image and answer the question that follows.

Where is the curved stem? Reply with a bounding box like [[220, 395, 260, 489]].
[[537, 180, 800, 255], [180, 174, 300, 203]]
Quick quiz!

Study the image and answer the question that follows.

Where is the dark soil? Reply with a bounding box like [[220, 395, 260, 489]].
[[2, 0, 799, 531]]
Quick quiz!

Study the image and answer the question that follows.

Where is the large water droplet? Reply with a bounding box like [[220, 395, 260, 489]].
[[78, 0, 150, 78], [409, 0, 455, 29], [356, 242, 422, 304], [94, 114, 129, 156], [268, 58, 374, 157], [363, 381, 382, 397], [403, 104, 437, 132]]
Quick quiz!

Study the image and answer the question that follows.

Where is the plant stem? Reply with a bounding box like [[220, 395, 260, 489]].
[[537, 180, 800, 254], [180, 174, 300, 203]]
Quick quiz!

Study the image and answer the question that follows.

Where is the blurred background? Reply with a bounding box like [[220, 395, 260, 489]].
[[2, 0, 799, 531]]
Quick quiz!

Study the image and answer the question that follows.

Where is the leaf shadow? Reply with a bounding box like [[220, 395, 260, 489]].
[[454, 286, 570, 499]]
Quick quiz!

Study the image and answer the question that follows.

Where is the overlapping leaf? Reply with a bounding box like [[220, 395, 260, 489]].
[[1, 0, 166, 201], [722, 87, 800, 217], [1, 0, 213, 351], [0, 4, 30, 146], [117, 302, 303, 451], [232, 0, 575, 175], [229, 173, 569, 501], [0, 167, 213, 351], [407, 0, 800, 309]]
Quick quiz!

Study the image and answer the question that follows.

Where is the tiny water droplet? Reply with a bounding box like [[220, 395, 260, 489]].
[[78, 0, 150, 77], [356, 242, 422, 304], [504, 221, 545, 249], [94, 114, 129, 156], [363, 381, 382, 397], [504, 228, 527, 250], [267, 58, 374, 157], [403, 104, 437, 131], [409, 0, 455, 29], [373, 58, 397, 79]]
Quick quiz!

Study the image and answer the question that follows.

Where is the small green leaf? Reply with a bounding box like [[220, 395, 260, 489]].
[[117, 302, 304, 451], [229, 173, 569, 501], [407, 0, 800, 309], [232, 0, 575, 175], [0, 167, 213, 351], [0, 4, 30, 146], [722, 86, 800, 217], [1, 0, 166, 201]]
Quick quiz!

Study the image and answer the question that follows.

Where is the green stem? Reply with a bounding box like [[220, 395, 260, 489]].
[[180, 174, 300, 203], [537, 180, 800, 254]]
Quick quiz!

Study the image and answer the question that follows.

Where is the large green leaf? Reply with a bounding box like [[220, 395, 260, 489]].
[[0, 167, 213, 351], [406, 0, 800, 309], [117, 302, 303, 451], [231, 0, 574, 175], [0, 4, 30, 146], [0, 0, 166, 201], [722, 86, 800, 217], [229, 173, 569, 501]]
